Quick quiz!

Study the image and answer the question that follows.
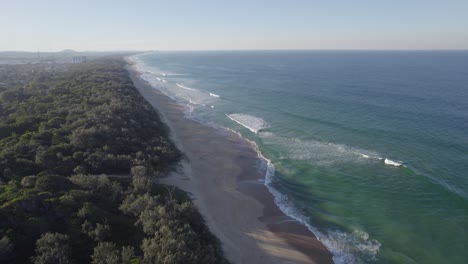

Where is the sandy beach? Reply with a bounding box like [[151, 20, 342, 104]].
[[127, 65, 334, 264]]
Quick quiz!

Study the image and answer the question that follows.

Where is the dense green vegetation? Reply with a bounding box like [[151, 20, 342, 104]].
[[0, 58, 227, 263], [0, 59, 178, 177]]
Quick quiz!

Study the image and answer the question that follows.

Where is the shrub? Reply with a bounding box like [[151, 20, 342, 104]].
[[91, 242, 120, 264], [35, 175, 71, 192], [31, 232, 70, 264], [81, 220, 110, 242], [20, 175, 38, 188], [0, 236, 13, 259]]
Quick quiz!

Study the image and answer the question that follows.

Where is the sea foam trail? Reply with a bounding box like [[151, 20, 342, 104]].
[[253, 132, 386, 262], [259, 132, 380, 166], [226, 114, 269, 134], [130, 57, 220, 113], [384, 158, 403, 167], [262, 152, 380, 263], [176, 83, 196, 91], [230, 129, 376, 264], [260, 131, 405, 169], [143, 74, 219, 115]]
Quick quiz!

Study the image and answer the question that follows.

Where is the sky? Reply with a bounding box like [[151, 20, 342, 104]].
[[1, 0, 467, 51]]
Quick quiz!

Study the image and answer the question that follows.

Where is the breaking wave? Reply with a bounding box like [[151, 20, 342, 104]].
[[384, 158, 403, 167], [240, 132, 381, 264], [226, 114, 269, 133], [259, 132, 380, 166], [176, 83, 196, 91], [258, 132, 406, 170]]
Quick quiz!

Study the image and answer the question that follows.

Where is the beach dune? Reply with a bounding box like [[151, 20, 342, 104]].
[[128, 66, 334, 264]]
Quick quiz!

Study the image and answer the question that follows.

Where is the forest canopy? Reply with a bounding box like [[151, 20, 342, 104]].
[[0, 57, 227, 263], [0, 58, 179, 178]]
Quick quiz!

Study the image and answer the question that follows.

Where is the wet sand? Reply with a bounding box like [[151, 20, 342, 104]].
[[127, 65, 334, 264]]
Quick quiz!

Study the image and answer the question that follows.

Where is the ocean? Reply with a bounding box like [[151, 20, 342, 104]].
[[131, 51, 468, 264]]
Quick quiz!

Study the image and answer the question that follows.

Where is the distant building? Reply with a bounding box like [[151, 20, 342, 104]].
[[72, 56, 87, 63]]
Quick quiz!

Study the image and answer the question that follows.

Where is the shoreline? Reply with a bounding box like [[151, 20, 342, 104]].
[[126, 61, 334, 264]]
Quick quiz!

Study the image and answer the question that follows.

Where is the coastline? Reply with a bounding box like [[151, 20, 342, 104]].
[[126, 61, 334, 264]]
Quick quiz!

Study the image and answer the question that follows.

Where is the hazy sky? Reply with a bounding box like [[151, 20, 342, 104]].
[[1, 0, 468, 51]]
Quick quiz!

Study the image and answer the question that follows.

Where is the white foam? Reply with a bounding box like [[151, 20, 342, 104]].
[[359, 153, 370, 159], [327, 229, 382, 262], [263, 158, 380, 263], [259, 133, 379, 166], [142, 76, 219, 116], [165, 72, 183, 76], [219, 126, 376, 263], [238, 133, 367, 264], [209, 92, 220, 98], [176, 83, 196, 91], [128, 55, 222, 118], [226, 114, 269, 134], [384, 158, 402, 167]]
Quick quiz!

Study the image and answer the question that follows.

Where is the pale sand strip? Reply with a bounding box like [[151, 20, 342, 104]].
[[127, 66, 333, 264]]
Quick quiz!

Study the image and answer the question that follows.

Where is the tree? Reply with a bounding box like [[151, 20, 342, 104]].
[[35, 175, 72, 192], [73, 165, 86, 175], [131, 165, 148, 178], [132, 175, 152, 194], [0, 236, 13, 260], [121, 246, 136, 264], [119, 193, 159, 217], [81, 220, 110, 242], [91, 242, 120, 264], [20, 175, 38, 188], [77, 202, 95, 218], [31, 232, 70, 264], [2, 168, 13, 180]]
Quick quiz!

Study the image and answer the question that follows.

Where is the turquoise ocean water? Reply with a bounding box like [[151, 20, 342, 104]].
[[132, 51, 468, 264]]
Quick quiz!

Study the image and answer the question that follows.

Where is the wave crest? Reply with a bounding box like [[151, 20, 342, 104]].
[[259, 132, 379, 166], [327, 229, 382, 263], [384, 158, 403, 167], [246, 135, 380, 264], [176, 83, 196, 91], [226, 114, 269, 133]]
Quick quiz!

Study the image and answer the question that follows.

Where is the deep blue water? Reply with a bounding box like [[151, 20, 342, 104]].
[[133, 51, 468, 264]]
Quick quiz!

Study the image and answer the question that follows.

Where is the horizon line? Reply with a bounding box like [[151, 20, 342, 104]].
[[1, 48, 468, 53]]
